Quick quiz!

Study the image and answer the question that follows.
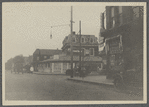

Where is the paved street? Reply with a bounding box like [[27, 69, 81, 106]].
[[5, 71, 143, 101]]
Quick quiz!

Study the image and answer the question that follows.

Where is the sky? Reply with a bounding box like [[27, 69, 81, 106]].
[[3, 2, 105, 62]]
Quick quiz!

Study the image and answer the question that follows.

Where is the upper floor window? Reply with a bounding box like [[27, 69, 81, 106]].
[[111, 7, 115, 28], [132, 6, 140, 19], [37, 56, 39, 60], [44, 56, 47, 59], [119, 6, 122, 14], [81, 37, 85, 43], [85, 38, 90, 42], [72, 37, 76, 42], [90, 38, 93, 43], [118, 6, 123, 25]]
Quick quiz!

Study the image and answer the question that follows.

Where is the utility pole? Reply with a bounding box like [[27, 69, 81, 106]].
[[79, 21, 81, 71], [70, 6, 73, 78]]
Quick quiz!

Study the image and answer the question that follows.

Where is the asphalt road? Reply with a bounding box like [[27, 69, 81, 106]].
[[5, 71, 143, 101]]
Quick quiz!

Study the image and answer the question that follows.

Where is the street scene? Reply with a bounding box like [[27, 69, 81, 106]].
[[5, 71, 142, 100], [3, 2, 146, 105]]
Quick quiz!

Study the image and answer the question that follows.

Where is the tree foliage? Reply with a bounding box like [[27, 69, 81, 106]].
[[5, 58, 13, 70], [5, 55, 25, 70], [13, 55, 24, 64]]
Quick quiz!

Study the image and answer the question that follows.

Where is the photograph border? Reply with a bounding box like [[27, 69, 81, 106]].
[[2, 1, 148, 106]]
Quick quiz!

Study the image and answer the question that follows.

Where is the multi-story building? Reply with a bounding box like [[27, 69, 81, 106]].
[[36, 32, 102, 74], [62, 32, 99, 57], [100, 6, 143, 78]]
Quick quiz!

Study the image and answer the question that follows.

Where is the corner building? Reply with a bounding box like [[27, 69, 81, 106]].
[[100, 6, 143, 79]]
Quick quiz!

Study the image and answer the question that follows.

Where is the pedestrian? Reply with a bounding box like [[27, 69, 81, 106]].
[[30, 66, 34, 74]]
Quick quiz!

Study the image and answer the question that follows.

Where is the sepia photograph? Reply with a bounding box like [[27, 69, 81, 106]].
[[2, 2, 147, 105]]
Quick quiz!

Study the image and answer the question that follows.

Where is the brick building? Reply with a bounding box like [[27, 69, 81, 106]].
[[99, 6, 143, 78]]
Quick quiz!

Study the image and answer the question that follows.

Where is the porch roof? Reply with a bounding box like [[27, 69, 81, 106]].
[[40, 55, 102, 63]]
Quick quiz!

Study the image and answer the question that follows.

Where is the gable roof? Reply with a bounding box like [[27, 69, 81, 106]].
[[33, 49, 62, 56]]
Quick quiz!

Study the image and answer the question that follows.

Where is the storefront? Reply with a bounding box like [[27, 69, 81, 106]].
[[105, 35, 124, 75], [36, 55, 102, 74]]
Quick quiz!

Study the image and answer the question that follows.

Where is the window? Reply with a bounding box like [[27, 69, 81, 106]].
[[81, 38, 85, 43], [85, 37, 90, 42], [119, 6, 122, 14], [37, 56, 39, 60], [111, 7, 115, 28], [90, 38, 93, 43], [118, 7, 123, 25], [72, 37, 76, 42], [132, 6, 140, 19], [89, 48, 94, 56], [82, 48, 86, 56], [44, 56, 47, 59]]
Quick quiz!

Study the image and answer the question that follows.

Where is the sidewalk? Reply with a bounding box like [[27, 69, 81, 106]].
[[67, 75, 143, 96], [33, 71, 65, 75], [67, 75, 114, 87], [33, 71, 143, 95]]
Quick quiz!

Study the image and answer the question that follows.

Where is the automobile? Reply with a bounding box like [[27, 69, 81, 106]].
[[65, 66, 87, 77], [113, 69, 143, 91], [65, 69, 72, 76]]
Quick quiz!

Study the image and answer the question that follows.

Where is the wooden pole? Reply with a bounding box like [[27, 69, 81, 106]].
[[70, 6, 73, 78], [79, 21, 81, 70]]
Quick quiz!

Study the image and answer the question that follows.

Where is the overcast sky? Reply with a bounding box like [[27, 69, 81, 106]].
[[3, 2, 106, 62]]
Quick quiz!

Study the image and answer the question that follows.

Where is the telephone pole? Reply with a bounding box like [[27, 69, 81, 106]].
[[79, 21, 82, 70], [70, 6, 73, 78]]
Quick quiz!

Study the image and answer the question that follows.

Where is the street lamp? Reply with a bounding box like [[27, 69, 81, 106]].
[[50, 24, 70, 39]]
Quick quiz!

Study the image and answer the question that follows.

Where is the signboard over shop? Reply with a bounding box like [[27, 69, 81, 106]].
[[105, 35, 123, 54]]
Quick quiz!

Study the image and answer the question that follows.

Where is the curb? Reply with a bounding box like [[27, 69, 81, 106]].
[[67, 78, 114, 88], [33, 72, 65, 75]]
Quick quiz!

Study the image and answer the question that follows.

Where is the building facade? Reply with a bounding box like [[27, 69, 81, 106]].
[[35, 33, 102, 74], [33, 49, 62, 72], [100, 6, 143, 78], [62, 32, 99, 57]]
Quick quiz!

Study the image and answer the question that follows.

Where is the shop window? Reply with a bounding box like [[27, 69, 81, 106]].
[[82, 48, 86, 56], [110, 55, 115, 66], [89, 48, 94, 56]]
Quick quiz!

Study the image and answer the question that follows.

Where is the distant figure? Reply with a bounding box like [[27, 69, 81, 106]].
[[30, 66, 34, 73], [11, 63, 15, 73]]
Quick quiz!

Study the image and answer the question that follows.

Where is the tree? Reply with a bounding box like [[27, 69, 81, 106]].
[[13, 55, 24, 64], [5, 58, 13, 70]]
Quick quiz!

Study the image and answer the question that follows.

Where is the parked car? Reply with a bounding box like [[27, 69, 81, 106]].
[[66, 69, 72, 76], [113, 69, 143, 91], [65, 66, 87, 77]]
